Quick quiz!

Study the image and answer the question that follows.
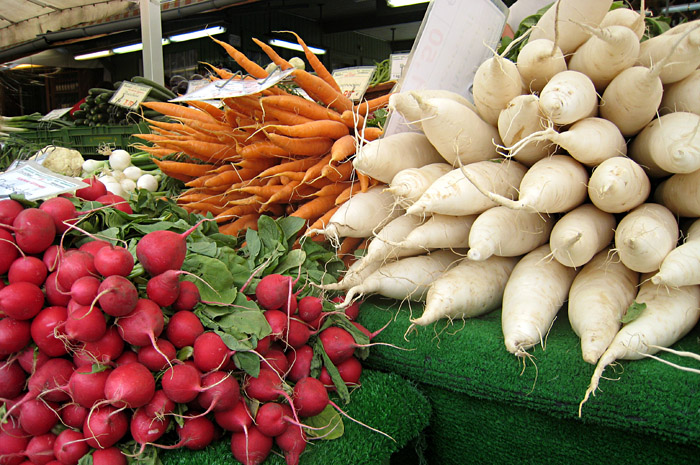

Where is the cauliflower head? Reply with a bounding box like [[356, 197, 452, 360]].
[[33, 146, 85, 177]]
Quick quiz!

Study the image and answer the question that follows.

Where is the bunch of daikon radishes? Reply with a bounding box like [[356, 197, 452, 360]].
[[308, 0, 700, 412]]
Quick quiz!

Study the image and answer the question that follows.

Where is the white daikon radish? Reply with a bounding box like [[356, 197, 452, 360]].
[[568, 249, 640, 364], [472, 50, 526, 126], [650, 218, 700, 287], [414, 96, 502, 166], [614, 203, 679, 273], [385, 162, 453, 209], [406, 159, 527, 217], [497, 94, 555, 166], [337, 249, 463, 307], [587, 156, 650, 214], [352, 131, 443, 183], [320, 259, 383, 292], [507, 117, 626, 167], [515, 39, 567, 94], [387, 90, 477, 130], [637, 21, 700, 84], [467, 207, 553, 261], [654, 169, 700, 217], [307, 186, 403, 244], [549, 204, 616, 268], [529, 0, 613, 55], [501, 244, 579, 355], [410, 256, 519, 326], [659, 69, 700, 116], [628, 112, 700, 177], [464, 154, 589, 214], [538, 70, 598, 126], [567, 24, 641, 91], [579, 281, 700, 415], [599, 6, 646, 39], [392, 214, 476, 252]]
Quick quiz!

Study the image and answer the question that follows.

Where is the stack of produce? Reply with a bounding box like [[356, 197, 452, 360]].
[[133, 32, 390, 243], [329, 0, 700, 413]]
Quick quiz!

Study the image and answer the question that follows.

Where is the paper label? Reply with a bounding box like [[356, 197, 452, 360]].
[[390, 53, 410, 81], [331, 66, 376, 102], [110, 81, 152, 109], [40, 108, 72, 121], [170, 68, 295, 102], [0, 161, 88, 201]]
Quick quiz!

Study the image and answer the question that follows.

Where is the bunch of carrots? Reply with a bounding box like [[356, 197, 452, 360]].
[[132, 31, 391, 258]]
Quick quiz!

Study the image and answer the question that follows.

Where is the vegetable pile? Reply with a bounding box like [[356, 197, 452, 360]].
[[0, 189, 385, 465], [336, 0, 700, 414]]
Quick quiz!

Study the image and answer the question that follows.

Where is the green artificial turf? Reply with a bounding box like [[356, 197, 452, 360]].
[[159, 369, 431, 465], [357, 297, 700, 464]]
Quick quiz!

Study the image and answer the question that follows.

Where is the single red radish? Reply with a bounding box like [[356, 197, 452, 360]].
[[262, 348, 289, 375], [255, 401, 293, 437], [115, 298, 165, 351], [95, 275, 138, 317], [69, 276, 101, 306], [0, 424, 30, 465], [331, 296, 360, 321], [196, 370, 240, 415], [319, 326, 358, 365], [83, 405, 129, 449], [264, 309, 289, 341], [25, 432, 56, 465], [10, 208, 55, 254], [94, 194, 132, 214], [286, 345, 314, 383], [292, 376, 329, 418], [78, 240, 111, 257], [0, 317, 32, 355], [230, 426, 273, 465], [44, 272, 71, 307], [172, 280, 201, 311], [38, 197, 76, 233], [26, 358, 75, 403], [53, 428, 88, 465], [68, 364, 111, 408], [58, 404, 87, 430], [0, 361, 26, 399], [255, 335, 272, 356], [16, 346, 51, 374], [8, 256, 47, 287], [102, 361, 155, 409], [193, 331, 234, 372], [297, 296, 322, 323], [93, 245, 134, 277], [274, 422, 307, 465], [92, 446, 127, 465], [165, 310, 204, 348], [135, 218, 209, 277], [0, 281, 45, 320], [0, 229, 19, 275], [255, 274, 299, 311], [153, 416, 216, 451], [18, 398, 59, 435], [160, 363, 205, 404], [285, 319, 312, 349], [73, 326, 124, 366], [0, 199, 24, 226], [55, 250, 96, 291], [143, 390, 176, 419], [130, 407, 171, 450], [42, 245, 62, 273], [214, 399, 253, 433], [64, 304, 107, 343], [75, 177, 107, 201], [113, 350, 138, 366], [137, 338, 176, 372]]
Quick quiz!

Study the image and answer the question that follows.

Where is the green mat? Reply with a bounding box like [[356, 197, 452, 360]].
[[357, 298, 700, 464], [160, 369, 431, 465]]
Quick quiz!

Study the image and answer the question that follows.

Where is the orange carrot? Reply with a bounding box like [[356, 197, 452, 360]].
[[203, 168, 260, 188], [340, 110, 366, 130], [306, 205, 340, 233], [219, 213, 261, 236], [330, 134, 357, 162], [260, 180, 301, 208], [239, 184, 284, 200], [280, 30, 342, 93], [321, 160, 354, 183], [354, 93, 392, 115], [259, 95, 344, 123], [201, 61, 235, 80], [266, 133, 333, 157], [131, 145, 176, 159], [301, 153, 334, 184], [188, 100, 226, 122], [214, 203, 260, 223], [258, 157, 319, 178], [338, 236, 364, 257], [183, 174, 218, 188], [252, 37, 293, 70], [164, 140, 240, 163], [259, 102, 315, 126], [181, 201, 228, 216], [312, 182, 351, 198], [141, 101, 220, 124], [237, 141, 291, 159], [358, 126, 383, 142], [291, 69, 354, 113], [290, 194, 338, 221], [236, 157, 278, 171], [268, 120, 349, 139], [335, 182, 362, 205], [211, 37, 269, 79], [357, 171, 371, 192], [152, 159, 216, 182]]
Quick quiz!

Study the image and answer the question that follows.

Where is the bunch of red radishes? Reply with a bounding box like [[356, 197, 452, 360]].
[[0, 193, 373, 465]]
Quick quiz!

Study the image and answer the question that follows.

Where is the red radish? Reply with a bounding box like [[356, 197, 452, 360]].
[[0, 424, 30, 465], [297, 296, 322, 323], [320, 356, 363, 391], [165, 310, 204, 349], [193, 331, 234, 372], [255, 335, 272, 356], [292, 376, 329, 418], [255, 402, 292, 437], [137, 338, 176, 372], [331, 296, 360, 321], [82, 405, 128, 449], [27, 358, 75, 403], [173, 280, 201, 311], [115, 298, 164, 348], [10, 208, 55, 255], [286, 345, 314, 382], [214, 399, 253, 432], [44, 272, 71, 307], [255, 274, 298, 311], [0, 318, 31, 355], [196, 370, 240, 414], [94, 194, 132, 214], [95, 275, 138, 317], [275, 422, 307, 465], [0, 282, 45, 320], [135, 218, 209, 277], [42, 245, 62, 273], [64, 304, 107, 343], [0, 199, 24, 226], [264, 309, 289, 341], [91, 446, 127, 465], [263, 348, 290, 375], [286, 319, 311, 349], [130, 407, 171, 448], [161, 363, 205, 404], [93, 245, 134, 277], [38, 197, 76, 233], [143, 390, 176, 418], [102, 362, 155, 409], [18, 398, 59, 435], [17, 346, 50, 374], [177, 416, 217, 450], [58, 404, 87, 429], [69, 276, 100, 306], [244, 369, 298, 427], [146, 269, 186, 307], [78, 240, 111, 257], [73, 326, 124, 366], [25, 432, 56, 465], [230, 426, 273, 465], [319, 326, 358, 365], [114, 350, 138, 366], [53, 429, 88, 465], [56, 250, 96, 291], [6, 256, 47, 286], [0, 361, 26, 399], [0, 229, 19, 275], [75, 177, 107, 201], [68, 365, 111, 408]]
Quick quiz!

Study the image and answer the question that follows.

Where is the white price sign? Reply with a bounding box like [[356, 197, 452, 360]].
[[0, 161, 88, 201], [331, 66, 376, 102], [40, 108, 72, 121], [384, 0, 508, 136], [110, 81, 152, 110], [171, 68, 295, 102], [390, 53, 410, 81]]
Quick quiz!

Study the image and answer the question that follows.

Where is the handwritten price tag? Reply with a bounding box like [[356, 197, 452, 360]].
[[0, 162, 88, 201], [110, 82, 152, 110], [390, 53, 409, 81], [331, 66, 376, 102], [40, 108, 72, 121]]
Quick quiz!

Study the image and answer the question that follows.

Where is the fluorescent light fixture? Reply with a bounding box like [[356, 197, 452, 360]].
[[74, 49, 112, 60], [11, 64, 43, 70], [113, 38, 170, 54], [169, 25, 226, 43], [387, 0, 430, 7], [268, 38, 326, 55]]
